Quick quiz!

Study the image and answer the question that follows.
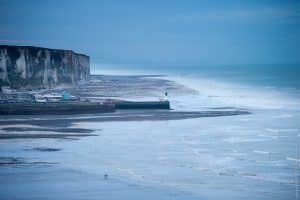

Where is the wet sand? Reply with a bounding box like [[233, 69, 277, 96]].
[[2, 127, 94, 133], [0, 109, 250, 129], [0, 133, 97, 140], [0, 166, 201, 200], [2, 74, 296, 200]]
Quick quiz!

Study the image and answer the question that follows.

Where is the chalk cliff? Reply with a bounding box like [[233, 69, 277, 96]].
[[0, 45, 90, 89]]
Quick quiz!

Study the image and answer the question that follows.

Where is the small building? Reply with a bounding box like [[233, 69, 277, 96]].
[[62, 91, 71, 101]]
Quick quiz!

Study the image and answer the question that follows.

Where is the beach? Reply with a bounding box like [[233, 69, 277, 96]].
[[0, 71, 299, 200]]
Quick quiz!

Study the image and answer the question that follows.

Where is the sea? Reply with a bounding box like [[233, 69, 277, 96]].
[[0, 64, 300, 200]]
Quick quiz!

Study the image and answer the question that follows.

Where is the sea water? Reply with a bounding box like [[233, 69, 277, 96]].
[[0, 64, 300, 200], [87, 64, 300, 199]]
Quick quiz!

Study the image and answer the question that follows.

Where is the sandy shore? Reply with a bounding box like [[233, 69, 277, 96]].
[[0, 166, 200, 200], [0, 109, 250, 127]]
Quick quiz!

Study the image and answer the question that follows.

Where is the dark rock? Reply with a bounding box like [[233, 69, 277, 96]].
[[104, 174, 108, 180], [31, 147, 62, 152]]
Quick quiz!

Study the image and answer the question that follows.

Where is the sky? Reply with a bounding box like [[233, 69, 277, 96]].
[[0, 0, 300, 66]]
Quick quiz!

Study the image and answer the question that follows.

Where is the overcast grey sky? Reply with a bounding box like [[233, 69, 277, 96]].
[[1, 0, 300, 66]]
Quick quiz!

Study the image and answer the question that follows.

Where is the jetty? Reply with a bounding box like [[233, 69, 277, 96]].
[[0, 100, 170, 115], [115, 100, 170, 110], [0, 101, 115, 115]]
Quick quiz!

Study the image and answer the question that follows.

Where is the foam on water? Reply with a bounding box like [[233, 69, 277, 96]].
[[265, 128, 299, 133], [253, 150, 271, 155], [1, 65, 299, 200], [165, 74, 300, 111], [91, 63, 300, 111]]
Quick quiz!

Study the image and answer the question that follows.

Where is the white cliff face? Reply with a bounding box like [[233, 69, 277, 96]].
[[0, 49, 7, 81], [15, 49, 27, 79], [0, 45, 90, 89], [76, 54, 90, 80], [42, 50, 51, 87]]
